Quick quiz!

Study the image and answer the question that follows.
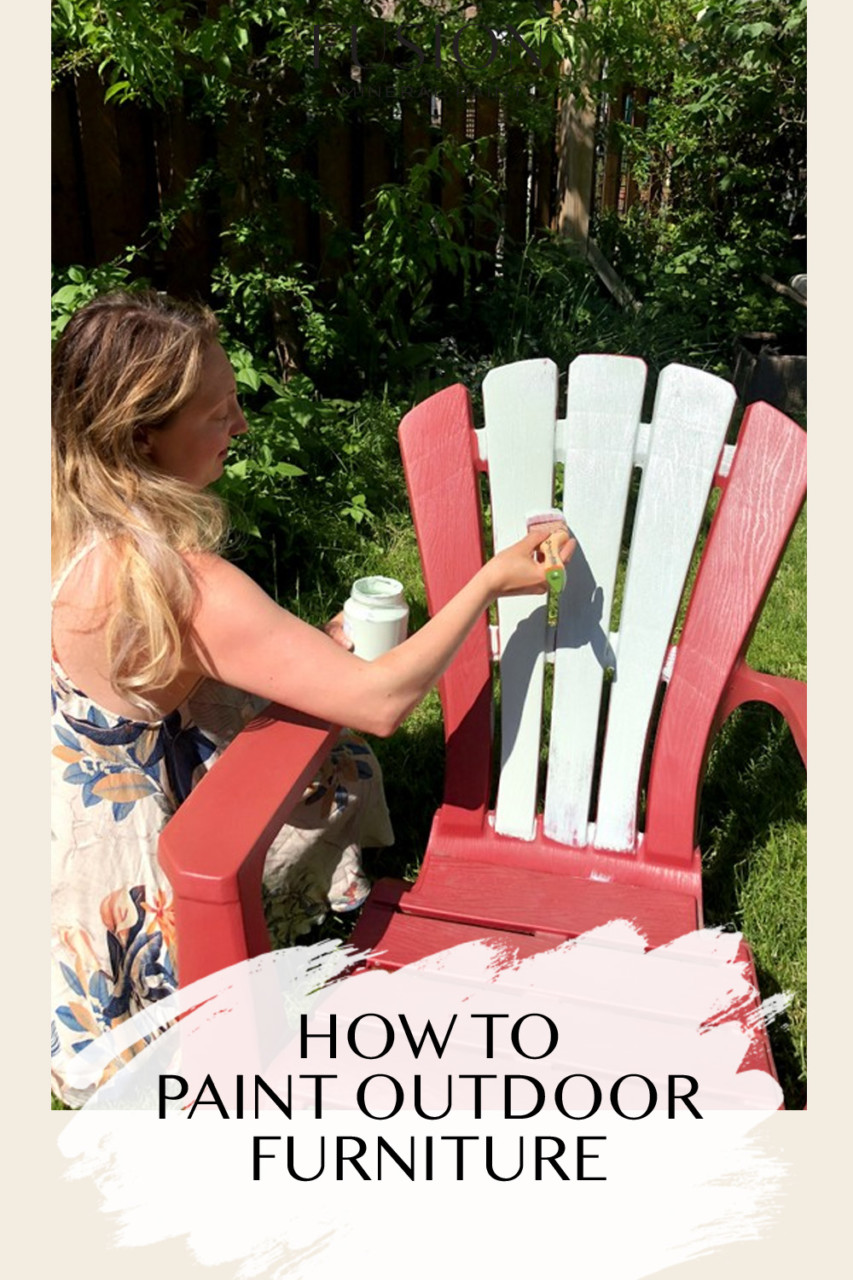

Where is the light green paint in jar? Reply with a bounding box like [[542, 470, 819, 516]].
[[343, 576, 409, 660]]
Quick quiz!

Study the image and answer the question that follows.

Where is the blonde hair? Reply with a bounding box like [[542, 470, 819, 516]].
[[51, 290, 229, 711]]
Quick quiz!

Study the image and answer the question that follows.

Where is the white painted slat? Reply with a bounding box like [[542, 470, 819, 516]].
[[718, 443, 736, 478], [593, 364, 736, 852], [482, 359, 559, 840], [544, 355, 647, 847]]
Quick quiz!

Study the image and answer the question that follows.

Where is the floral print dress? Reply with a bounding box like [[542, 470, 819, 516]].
[[51, 548, 394, 1107]]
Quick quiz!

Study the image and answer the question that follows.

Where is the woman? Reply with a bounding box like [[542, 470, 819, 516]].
[[50, 290, 572, 1105]]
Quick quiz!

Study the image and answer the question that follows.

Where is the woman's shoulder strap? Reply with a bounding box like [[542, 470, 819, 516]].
[[51, 537, 103, 605]]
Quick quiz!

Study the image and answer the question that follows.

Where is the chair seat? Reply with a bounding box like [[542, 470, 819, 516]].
[[351, 886, 778, 1099], [353, 860, 697, 953], [353, 890, 558, 968], [411, 860, 694, 941]]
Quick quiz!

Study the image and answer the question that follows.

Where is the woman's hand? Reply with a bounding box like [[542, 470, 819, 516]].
[[184, 522, 575, 740], [485, 522, 576, 598], [322, 611, 354, 651]]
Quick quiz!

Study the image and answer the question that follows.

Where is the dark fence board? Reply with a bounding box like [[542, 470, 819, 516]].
[[401, 97, 432, 171], [473, 95, 499, 260], [152, 101, 217, 298], [504, 122, 529, 245], [440, 94, 466, 215], [318, 115, 354, 275], [361, 114, 395, 209], [75, 70, 130, 261], [52, 80, 90, 265]]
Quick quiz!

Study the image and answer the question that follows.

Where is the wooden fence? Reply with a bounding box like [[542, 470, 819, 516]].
[[52, 64, 650, 306], [52, 70, 578, 298]]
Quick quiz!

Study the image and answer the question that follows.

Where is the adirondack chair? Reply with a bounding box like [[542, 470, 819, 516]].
[[160, 355, 806, 1086], [346, 356, 806, 1087]]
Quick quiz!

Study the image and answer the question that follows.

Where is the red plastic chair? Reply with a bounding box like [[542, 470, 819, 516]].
[[348, 358, 805, 1090], [161, 356, 805, 1089]]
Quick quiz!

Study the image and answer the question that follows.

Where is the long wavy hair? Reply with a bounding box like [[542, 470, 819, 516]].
[[51, 290, 229, 712]]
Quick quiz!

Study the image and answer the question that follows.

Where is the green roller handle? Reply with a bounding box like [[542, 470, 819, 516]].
[[542, 529, 569, 594]]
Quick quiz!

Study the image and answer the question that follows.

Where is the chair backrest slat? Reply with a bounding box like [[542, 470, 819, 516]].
[[592, 364, 736, 851], [544, 354, 647, 847], [398, 385, 494, 815], [482, 359, 559, 840]]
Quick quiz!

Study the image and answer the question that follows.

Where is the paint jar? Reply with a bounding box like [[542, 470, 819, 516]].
[[343, 576, 409, 660]]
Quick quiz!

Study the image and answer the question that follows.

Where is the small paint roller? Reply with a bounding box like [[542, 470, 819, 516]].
[[527, 508, 570, 593]]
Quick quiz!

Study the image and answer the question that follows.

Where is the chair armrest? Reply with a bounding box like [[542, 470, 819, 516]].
[[718, 663, 806, 768], [159, 705, 339, 985]]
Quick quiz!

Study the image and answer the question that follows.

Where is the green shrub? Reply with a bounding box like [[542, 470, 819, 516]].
[[214, 368, 408, 610], [51, 259, 147, 340]]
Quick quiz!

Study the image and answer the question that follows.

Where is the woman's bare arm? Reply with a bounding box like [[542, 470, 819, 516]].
[[185, 525, 574, 737]]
